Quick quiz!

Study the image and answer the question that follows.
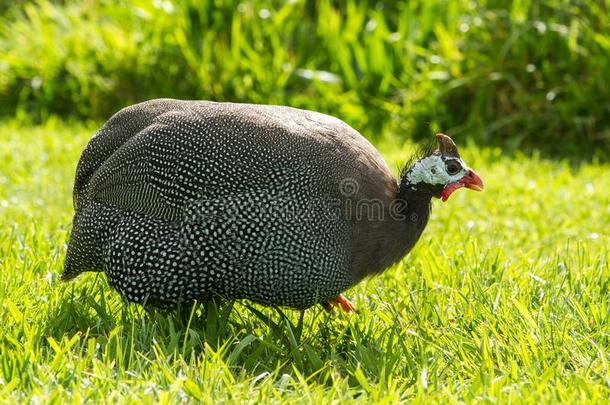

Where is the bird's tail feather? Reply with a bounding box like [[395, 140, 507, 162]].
[[62, 202, 119, 281]]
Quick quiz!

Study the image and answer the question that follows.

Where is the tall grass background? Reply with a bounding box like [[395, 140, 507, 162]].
[[1, 0, 609, 158]]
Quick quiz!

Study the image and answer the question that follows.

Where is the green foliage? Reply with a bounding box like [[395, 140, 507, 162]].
[[1, 0, 609, 157], [1, 121, 609, 402]]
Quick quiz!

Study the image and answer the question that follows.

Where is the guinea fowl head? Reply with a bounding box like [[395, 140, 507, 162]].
[[399, 133, 484, 202]]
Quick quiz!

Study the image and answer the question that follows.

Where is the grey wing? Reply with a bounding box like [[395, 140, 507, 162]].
[[73, 99, 188, 210], [82, 106, 287, 221], [85, 119, 212, 221]]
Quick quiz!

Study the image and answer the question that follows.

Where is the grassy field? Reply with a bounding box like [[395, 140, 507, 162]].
[[1, 0, 608, 402], [0, 120, 608, 402]]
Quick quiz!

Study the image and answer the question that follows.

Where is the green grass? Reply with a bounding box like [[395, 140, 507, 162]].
[[1, 120, 609, 402], [1, 0, 609, 157]]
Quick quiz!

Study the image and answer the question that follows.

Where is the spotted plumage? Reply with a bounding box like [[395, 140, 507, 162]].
[[63, 99, 483, 310]]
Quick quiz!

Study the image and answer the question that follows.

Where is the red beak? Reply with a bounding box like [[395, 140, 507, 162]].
[[441, 169, 484, 202]]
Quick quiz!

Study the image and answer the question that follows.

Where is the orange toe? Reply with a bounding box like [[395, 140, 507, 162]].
[[321, 294, 355, 313]]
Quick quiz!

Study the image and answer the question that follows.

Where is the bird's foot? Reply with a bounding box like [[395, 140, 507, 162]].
[[321, 294, 355, 313]]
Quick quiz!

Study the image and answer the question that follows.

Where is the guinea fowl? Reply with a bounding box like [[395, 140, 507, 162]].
[[63, 99, 483, 311]]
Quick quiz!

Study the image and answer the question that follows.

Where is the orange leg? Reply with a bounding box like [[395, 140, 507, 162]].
[[321, 294, 355, 313]]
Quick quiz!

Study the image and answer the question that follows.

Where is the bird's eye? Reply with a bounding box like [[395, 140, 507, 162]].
[[445, 161, 461, 175]]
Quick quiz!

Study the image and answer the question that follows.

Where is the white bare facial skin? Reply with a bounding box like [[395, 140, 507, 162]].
[[406, 154, 469, 186]]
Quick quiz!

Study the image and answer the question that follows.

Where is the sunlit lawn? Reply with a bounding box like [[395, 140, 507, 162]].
[[1, 120, 609, 402]]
